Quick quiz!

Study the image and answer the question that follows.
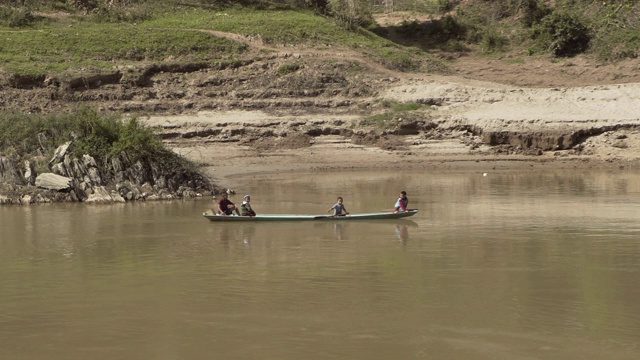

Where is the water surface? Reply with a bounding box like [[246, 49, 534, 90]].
[[1, 169, 640, 359]]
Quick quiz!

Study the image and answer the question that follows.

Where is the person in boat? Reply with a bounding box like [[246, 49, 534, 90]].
[[240, 194, 256, 217], [217, 192, 240, 216], [394, 191, 409, 213], [328, 196, 349, 217]]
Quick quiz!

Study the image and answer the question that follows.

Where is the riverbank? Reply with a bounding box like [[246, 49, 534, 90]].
[[175, 140, 639, 189], [3, 7, 640, 201], [145, 74, 640, 187]]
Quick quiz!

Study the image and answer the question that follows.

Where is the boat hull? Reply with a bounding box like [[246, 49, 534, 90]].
[[203, 209, 418, 222]]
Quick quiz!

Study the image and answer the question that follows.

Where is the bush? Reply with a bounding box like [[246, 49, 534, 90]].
[[376, 49, 422, 72], [516, 0, 550, 27], [0, 108, 163, 163], [383, 100, 423, 112], [277, 63, 302, 76], [533, 11, 590, 57], [90, 3, 154, 23], [0, 7, 41, 27], [396, 15, 466, 44], [327, 0, 373, 30], [480, 28, 509, 53]]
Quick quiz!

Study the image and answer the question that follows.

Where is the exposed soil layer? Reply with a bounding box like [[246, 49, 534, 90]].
[[2, 14, 640, 187]]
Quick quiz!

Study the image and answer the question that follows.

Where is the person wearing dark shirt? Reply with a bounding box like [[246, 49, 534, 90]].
[[217, 192, 240, 216]]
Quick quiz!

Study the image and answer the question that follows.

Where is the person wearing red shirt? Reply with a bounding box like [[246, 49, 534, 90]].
[[394, 191, 409, 212]]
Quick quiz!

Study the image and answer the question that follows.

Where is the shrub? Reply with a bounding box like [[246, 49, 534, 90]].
[[480, 28, 509, 53], [90, 3, 154, 23], [0, 7, 40, 27], [533, 11, 590, 57], [277, 63, 302, 76], [396, 15, 466, 44], [516, 0, 550, 27], [0, 108, 162, 163], [326, 0, 373, 30], [384, 100, 422, 112], [376, 49, 422, 72], [360, 100, 423, 129]]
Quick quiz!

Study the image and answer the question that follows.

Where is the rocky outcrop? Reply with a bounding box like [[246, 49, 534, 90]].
[[0, 156, 26, 185], [0, 144, 218, 205]]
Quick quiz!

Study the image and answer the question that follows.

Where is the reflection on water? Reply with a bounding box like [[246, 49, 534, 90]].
[[1, 169, 640, 360], [333, 223, 343, 240], [395, 224, 409, 241], [213, 221, 411, 245]]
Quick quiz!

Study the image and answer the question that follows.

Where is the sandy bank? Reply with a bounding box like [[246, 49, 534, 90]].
[[146, 78, 640, 187]]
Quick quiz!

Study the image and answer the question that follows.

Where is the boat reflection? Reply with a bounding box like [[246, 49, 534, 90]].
[[214, 220, 416, 244], [215, 223, 256, 247]]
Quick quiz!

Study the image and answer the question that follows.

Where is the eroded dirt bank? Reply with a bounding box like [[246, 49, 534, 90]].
[[140, 73, 640, 186], [2, 27, 640, 190]]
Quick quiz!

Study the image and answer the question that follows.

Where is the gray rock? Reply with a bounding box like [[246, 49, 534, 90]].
[[35, 173, 72, 190], [23, 160, 36, 185], [0, 156, 25, 185], [49, 141, 72, 168], [85, 186, 116, 204]]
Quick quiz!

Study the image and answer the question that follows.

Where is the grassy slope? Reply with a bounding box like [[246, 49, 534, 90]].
[[1, 1, 638, 77], [0, 7, 433, 77]]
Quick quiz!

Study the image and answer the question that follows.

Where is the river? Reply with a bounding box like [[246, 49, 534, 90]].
[[1, 169, 639, 359]]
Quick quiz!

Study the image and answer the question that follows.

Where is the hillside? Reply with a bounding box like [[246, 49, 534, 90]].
[[1, 1, 640, 194], [139, 15, 640, 184]]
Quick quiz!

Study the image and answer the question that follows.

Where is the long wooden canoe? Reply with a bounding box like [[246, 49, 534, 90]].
[[202, 209, 418, 222]]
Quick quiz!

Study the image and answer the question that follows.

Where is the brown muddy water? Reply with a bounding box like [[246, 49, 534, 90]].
[[1, 169, 640, 360]]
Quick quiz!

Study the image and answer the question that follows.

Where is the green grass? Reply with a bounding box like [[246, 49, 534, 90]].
[[0, 7, 436, 77], [1, 0, 638, 79], [147, 8, 434, 68], [0, 107, 201, 178], [506, 57, 525, 64], [360, 100, 424, 129], [0, 21, 248, 75]]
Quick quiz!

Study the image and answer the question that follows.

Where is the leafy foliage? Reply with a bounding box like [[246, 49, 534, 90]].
[[587, 0, 640, 60], [326, 0, 374, 30], [110, 117, 165, 159], [395, 15, 467, 44], [384, 100, 422, 112], [533, 12, 590, 57], [480, 28, 509, 53], [0, 7, 42, 27], [277, 63, 302, 76], [451, 0, 636, 59], [0, 108, 165, 163], [360, 100, 424, 129]]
